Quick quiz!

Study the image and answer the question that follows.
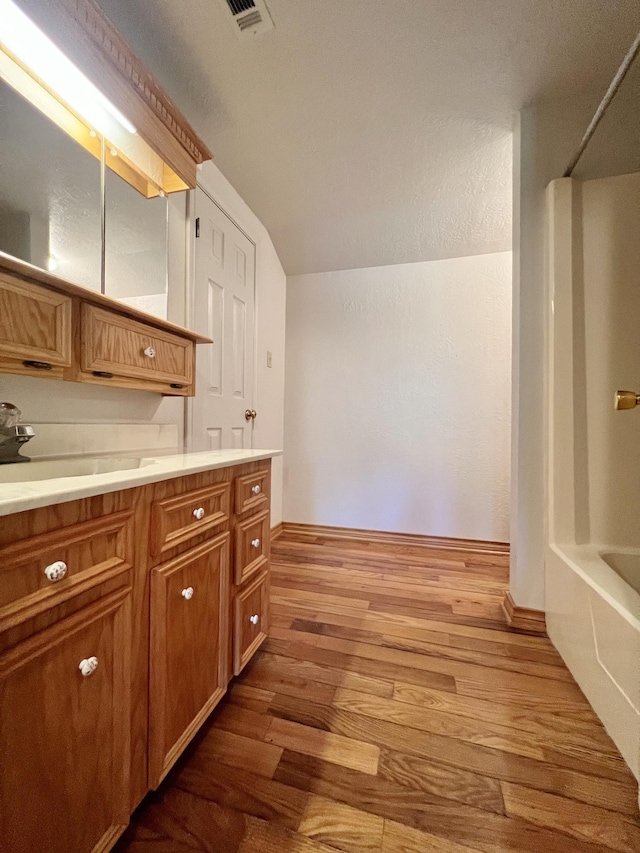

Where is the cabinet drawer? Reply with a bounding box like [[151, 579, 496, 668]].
[[234, 469, 269, 515], [150, 482, 230, 557], [0, 589, 130, 853], [81, 304, 194, 387], [0, 511, 132, 633], [234, 509, 270, 585], [233, 569, 269, 675], [149, 534, 229, 786], [0, 275, 72, 367]]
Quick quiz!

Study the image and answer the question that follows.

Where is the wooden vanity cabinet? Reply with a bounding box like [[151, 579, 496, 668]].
[[230, 464, 272, 678], [0, 492, 135, 853], [0, 258, 209, 395], [0, 458, 273, 852]]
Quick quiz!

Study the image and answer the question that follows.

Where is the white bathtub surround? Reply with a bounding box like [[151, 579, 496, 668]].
[[511, 96, 601, 612], [547, 544, 640, 786], [601, 552, 640, 595], [284, 252, 512, 543], [546, 175, 640, 791], [0, 448, 282, 517]]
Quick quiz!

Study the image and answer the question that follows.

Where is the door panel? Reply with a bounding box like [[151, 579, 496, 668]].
[[0, 590, 130, 853], [149, 533, 229, 786], [191, 190, 256, 451], [233, 569, 269, 675]]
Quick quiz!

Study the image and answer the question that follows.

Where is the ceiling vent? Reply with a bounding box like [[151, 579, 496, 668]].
[[219, 0, 274, 38]]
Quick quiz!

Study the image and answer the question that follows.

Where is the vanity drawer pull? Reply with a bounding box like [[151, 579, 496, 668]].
[[44, 560, 68, 582], [251, 538, 260, 549], [79, 656, 98, 677], [170, 383, 185, 389], [192, 507, 205, 520], [251, 484, 261, 495], [22, 360, 52, 370], [182, 586, 194, 600], [92, 370, 114, 378], [143, 346, 156, 358], [249, 614, 259, 625]]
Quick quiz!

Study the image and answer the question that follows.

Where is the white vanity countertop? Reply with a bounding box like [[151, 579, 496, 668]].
[[0, 449, 282, 517]]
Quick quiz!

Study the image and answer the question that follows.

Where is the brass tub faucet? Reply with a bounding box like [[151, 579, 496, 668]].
[[615, 391, 640, 410]]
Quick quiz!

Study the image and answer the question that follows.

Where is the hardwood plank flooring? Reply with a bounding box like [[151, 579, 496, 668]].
[[115, 532, 639, 853]]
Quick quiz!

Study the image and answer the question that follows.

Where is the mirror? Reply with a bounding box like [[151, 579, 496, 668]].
[[105, 166, 169, 320], [0, 76, 102, 291], [0, 75, 178, 320]]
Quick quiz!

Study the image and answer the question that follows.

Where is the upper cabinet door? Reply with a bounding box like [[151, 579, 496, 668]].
[[81, 303, 194, 387], [0, 589, 131, 853], [0, 274, 72, 366], [190, 189, 256, 452], [149, 532, 229, 787]]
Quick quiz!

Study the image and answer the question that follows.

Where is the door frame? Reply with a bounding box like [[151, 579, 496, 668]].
[[184, 182, 258, 452]]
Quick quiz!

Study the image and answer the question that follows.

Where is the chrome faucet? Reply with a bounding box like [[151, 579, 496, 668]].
[[0, 403, 34, 464]]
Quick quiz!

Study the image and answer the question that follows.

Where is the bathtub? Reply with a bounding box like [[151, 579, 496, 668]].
[[546, 543, 640, 790]]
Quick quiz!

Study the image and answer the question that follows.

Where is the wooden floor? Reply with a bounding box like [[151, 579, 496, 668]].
[[115, 532, 640, 853]]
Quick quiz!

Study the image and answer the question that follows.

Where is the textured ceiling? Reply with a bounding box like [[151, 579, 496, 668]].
[[79, 2, 640, 272]]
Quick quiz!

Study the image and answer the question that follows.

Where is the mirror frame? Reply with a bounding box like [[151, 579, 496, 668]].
[[11, 0, 212, 190]]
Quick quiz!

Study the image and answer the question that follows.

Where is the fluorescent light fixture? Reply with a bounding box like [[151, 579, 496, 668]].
[[0, 0, 136, 135]]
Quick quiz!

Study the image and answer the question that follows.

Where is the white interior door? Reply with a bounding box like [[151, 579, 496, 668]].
[[190, 189, 256, 451]]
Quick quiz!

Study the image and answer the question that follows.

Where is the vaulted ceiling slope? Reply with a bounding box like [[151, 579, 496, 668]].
[[88, 2, 639, 273]]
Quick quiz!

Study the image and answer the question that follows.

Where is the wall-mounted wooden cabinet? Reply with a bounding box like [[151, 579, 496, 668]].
[[0, 459, 272, 852], [0, 274, 72, 379], [0, 255, 210, 395]]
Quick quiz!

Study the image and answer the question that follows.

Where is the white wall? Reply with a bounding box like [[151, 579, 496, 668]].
[[284, 252, 512, 542], [0, 373, 183, 433], [194, 162, 286, 526]]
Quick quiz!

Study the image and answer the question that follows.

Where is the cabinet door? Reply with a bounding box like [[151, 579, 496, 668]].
[[233, 569, 269, 675], [0, 275, 72, 367], [0, 589, 131, 853], [149, 532, 229, 786], [81, 303, 194, 388]]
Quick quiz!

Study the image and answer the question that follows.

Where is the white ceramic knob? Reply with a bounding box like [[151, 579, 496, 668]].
[[79, 656, 98, 677], [44, 560, 68, 582], [251, 538, 260, 548], [182, 587, 194, 600], [249, 614, 259, 625], [193, 507, 205, 520], [143, 346, 156, 358], [251, 484, 261, 495]]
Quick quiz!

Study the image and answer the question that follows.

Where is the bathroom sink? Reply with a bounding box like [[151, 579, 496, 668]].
[[0, 456, 156, 483]]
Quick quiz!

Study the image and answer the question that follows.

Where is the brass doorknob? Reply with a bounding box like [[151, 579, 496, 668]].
[[615, 391, 640, 410], [244, 409, 257, 421]]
